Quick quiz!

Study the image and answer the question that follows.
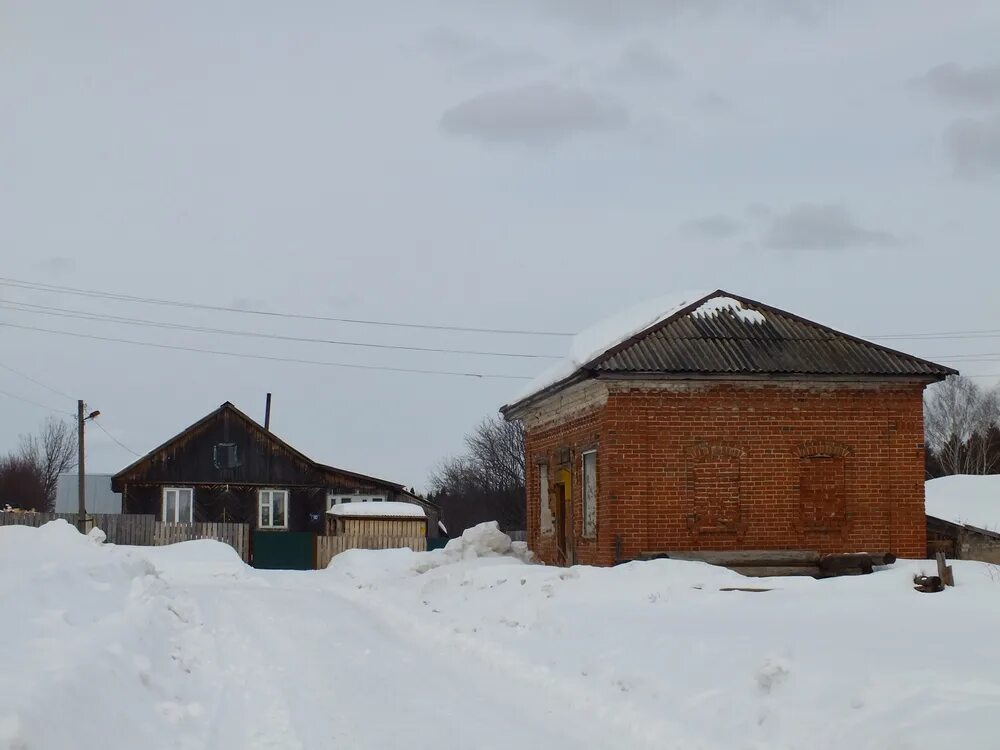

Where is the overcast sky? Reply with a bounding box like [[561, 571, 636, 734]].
[[2, 0, 999, 490]]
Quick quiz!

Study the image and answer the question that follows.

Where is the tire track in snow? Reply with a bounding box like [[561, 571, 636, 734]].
[[322, 578, 716, 750], [182, 579, 683, 750]]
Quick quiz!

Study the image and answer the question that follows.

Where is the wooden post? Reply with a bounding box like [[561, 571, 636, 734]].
[[936, 552, 955, 587]]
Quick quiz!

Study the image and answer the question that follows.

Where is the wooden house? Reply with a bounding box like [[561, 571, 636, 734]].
[[111, 401, 435, 536]]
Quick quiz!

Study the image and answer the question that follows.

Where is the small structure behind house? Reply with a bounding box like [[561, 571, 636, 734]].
[[926, 474, 1000, 563], [317, 501, 428, 567], [55, 473, 122, 514], [325, 500, 427, 538]]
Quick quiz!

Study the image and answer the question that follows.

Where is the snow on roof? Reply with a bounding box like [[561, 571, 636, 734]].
[[693, 295, 766, 325], [925, 475, 1000, 532], [327, 501, 426, 519], [505, 290, 711, 409]]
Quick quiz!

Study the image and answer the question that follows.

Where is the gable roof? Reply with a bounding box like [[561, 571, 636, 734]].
[[112, 401, 405, 491], [502, 290, 956, 416]]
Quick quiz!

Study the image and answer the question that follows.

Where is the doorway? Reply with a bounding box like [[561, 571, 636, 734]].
[[554, 467, 572, 566]]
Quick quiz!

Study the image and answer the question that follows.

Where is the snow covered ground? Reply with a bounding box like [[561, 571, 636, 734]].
[[3, 521, 1000, 750]]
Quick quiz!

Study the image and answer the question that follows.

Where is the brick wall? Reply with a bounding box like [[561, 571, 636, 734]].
[[524, 380, 928, 566]]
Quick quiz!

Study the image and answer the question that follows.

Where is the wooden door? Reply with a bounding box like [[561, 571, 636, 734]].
[[554, 482, 568, 566]]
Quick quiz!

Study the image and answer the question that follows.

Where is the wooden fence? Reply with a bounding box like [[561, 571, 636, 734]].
[[0, 512, 249, 562], [154, 522, 250, 562], [316, 535, 427, 568], [0, 512, 156, 545]]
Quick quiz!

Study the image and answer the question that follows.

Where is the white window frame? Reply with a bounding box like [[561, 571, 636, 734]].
[[258, 489, 289, 529], [582, 450, 597, 539], [162, 487, 194, 523]]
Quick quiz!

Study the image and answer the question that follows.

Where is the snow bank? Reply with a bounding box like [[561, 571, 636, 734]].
[[327, 500, 426, 518], [0, 521, 222, 750], [9, 520, 1000, 749], [324, 522, 533, 583], [506, 290, 710, 407], [331, 549, 1000, 750], [926, 474, 1000, 531]]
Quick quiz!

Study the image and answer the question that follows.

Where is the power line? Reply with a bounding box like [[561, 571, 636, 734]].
[[0, 386, 71, 416], [0, 320, 533, 380], [869, 329, 1000, 340], [0, 276, 574, 338], [0, 300, 560, 360], [0, 360, 75, 401], [92, 419, 143, 457]]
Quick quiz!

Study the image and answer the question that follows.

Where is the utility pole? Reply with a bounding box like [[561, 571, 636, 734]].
[[77, 400, 100, 534], [78, 400, 86, 531]]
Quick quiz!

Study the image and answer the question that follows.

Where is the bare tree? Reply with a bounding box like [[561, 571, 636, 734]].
[[16, 417, 78, 511], [429, 416, 526, 532], [0, 455, 49, 510], [925, 375, 1000, 476]]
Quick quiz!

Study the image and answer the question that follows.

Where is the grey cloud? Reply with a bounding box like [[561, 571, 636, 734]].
[[679, 214, 743, 239], [947, 115, 1000, 179], [612, 40, 678, 82], [32, 256, 76, 277], [440, 83, 628, 146], [416, 26, 546, 76], [761, 204, 899, 251], [694, 91, 733, 115], [913, 63, 1000, 108], [533, 0, 824, 28]]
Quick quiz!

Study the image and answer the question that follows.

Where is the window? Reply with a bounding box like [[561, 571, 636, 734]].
[[685, 444, 745, 533], [258, 489, 289, 529], [162, 487, 194, 523], [800, 456, 847, 529], [326, 492, 385, 510], [539, 464, 553, 536], [582, 451, 597, 538], [213, 443, 240, 469]]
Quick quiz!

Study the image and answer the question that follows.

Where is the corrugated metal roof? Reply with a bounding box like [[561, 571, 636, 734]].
[[592, 293, 956, 377]]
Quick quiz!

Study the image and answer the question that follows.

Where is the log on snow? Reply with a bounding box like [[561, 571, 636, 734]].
[[730, 565, 821, 578], [819, 553, 875, 574], [664, 550, 821, 567]]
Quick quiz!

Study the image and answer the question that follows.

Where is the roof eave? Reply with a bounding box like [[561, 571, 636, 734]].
[[500, 370, 591, 421]]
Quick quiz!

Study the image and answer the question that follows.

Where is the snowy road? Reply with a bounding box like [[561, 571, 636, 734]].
[[184, 575, 659, 750]]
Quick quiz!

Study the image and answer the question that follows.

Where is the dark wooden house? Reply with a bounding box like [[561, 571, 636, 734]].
[[111, 402, 436, 536]]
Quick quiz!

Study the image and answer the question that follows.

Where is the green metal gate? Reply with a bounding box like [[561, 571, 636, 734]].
[[252, 531, 315, 570]]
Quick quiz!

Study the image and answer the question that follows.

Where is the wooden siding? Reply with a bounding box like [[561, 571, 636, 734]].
[[316, 534, 426, 568], [326, 516, 426, 538], [125, 485, 329, 534]]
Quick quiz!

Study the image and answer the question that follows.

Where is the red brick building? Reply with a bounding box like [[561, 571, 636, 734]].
[[501, 291, 955, 566]]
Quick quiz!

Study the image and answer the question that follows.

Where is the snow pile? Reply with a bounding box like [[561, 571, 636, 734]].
[[0, 521, 226, 750], [325, 522, 533, 582], [693, 295, 767, 324], [926, 474, 1000, 531], [506, 290, 710, 407], [327, 500, 426, 518]]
